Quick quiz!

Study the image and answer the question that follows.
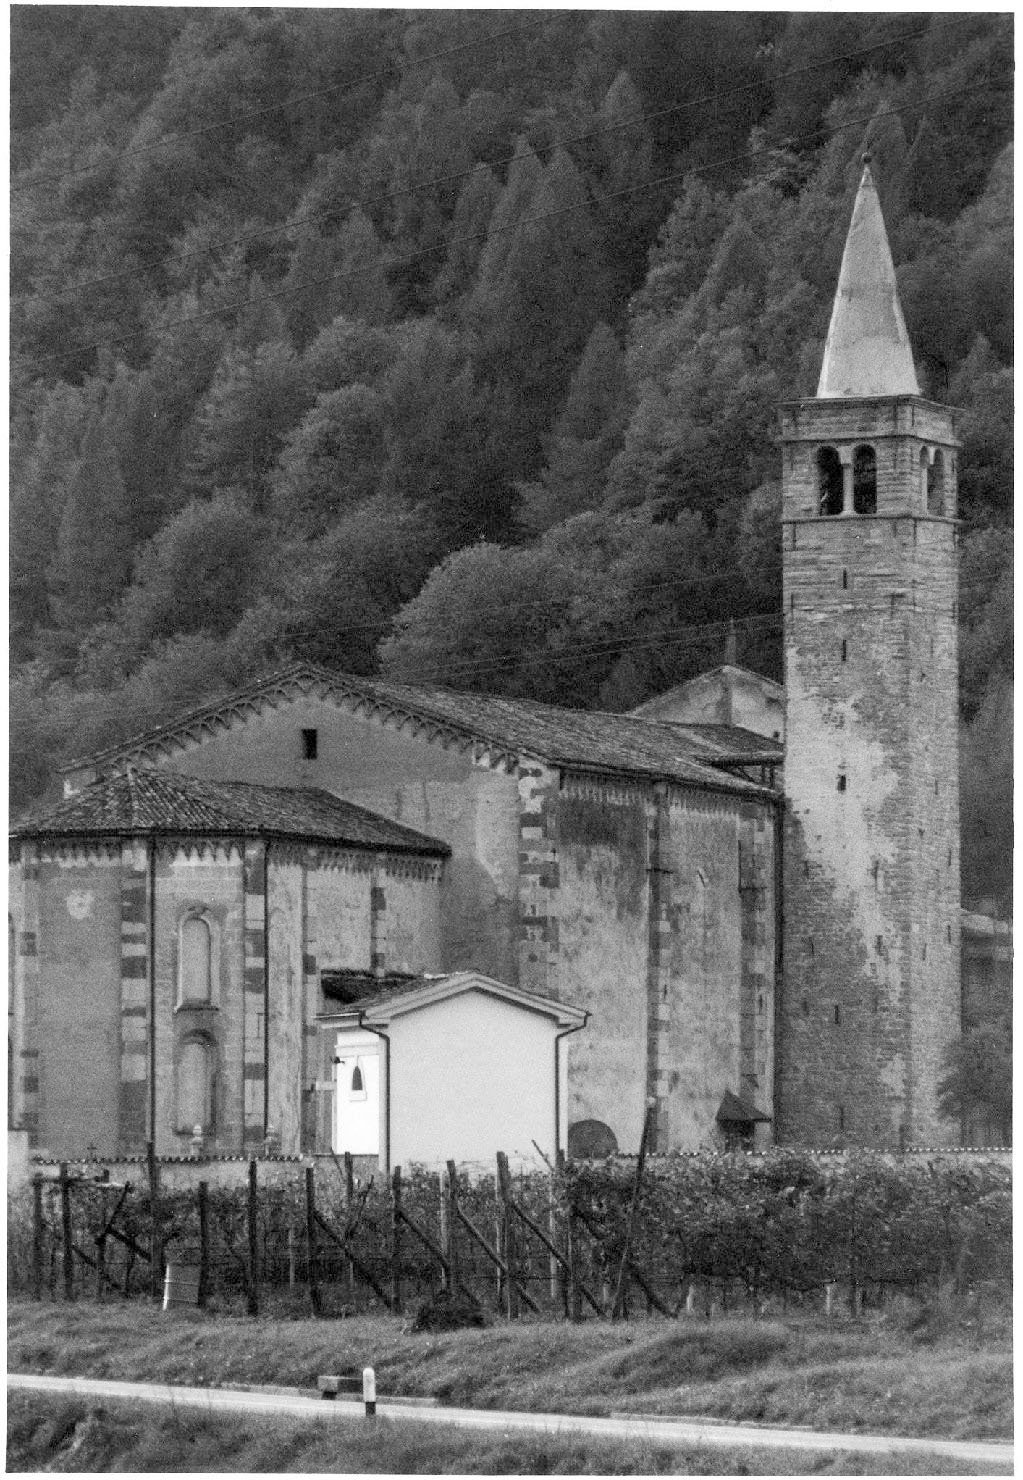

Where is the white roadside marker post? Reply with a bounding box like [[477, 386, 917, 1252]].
[[363, 1366, 376, 1417]]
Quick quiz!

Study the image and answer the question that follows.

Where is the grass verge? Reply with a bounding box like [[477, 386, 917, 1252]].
[[7, 1295, 1011, 1443], [5, 1394, 1002, 1475]]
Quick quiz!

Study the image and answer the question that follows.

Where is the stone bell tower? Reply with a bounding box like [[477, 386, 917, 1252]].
[[777, 157, 961, 1148]]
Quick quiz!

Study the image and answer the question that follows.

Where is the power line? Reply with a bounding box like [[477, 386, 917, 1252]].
[[13, 11, 570, 190], [13, 81, 990, 377], [13, 17, 958, 310]]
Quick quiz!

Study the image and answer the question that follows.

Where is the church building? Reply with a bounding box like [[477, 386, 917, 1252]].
[[9, 160, 971, 1164]]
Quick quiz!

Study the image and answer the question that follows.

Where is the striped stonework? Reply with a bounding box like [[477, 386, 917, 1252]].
[[645, 787, 674, 1151], [517, 763, 561, 998], [370, 859, 388, 976], [119, 842, 150, 1150], [242, 841, 268, 1146], [15, 847, 41, 1141], [738, 819, 771, 1108]]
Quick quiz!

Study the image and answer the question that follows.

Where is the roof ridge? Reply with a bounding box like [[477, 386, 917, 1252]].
[[59, 664, 778, 801]]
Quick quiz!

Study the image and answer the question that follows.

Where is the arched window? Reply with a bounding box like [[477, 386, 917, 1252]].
[[927, 450, 945, 515], [351, 1064, 364, 1094], [852, 445, 877, 513], [817, 447, 843, 516], [175, 1036, 214, 1133], [179, 915, 212, 1006], [919, 446, 929, 505]]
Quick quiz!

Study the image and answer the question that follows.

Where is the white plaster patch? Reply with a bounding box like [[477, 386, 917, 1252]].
[[66, 889, 94, 920]]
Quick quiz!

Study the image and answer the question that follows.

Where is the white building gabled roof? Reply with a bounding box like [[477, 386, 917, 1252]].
[[319, 970, 587, 1031], [817, 158, 920, 399]]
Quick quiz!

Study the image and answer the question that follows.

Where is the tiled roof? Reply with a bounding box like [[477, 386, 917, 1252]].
[[656, 723, 783, 764], [63, 663, 778, 800], [11, 768, 449, 855]]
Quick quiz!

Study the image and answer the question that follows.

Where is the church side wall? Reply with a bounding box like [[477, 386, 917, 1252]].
[[661, 795, 775, 1150], [554, 777, 777, 1154], [556, 781, 650, 1153]]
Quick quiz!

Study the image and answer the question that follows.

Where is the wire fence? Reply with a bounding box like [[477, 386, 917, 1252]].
[[8, 1147, 1011, 1321]]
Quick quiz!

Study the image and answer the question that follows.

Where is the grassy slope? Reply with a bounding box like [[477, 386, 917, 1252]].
[[7, 1298, 1012, 1442], [5, 1394, 1000, 1476]]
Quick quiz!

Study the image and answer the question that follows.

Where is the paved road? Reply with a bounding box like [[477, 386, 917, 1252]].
[[8, 1372, 1013, 1471]]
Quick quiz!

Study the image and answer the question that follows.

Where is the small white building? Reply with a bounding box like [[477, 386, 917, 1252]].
[[320, 972, 588, 1169]]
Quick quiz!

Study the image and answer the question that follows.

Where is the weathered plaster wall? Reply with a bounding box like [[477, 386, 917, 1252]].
[[153, 843, 245, 1156], [141, 697, 521, 984], [555, 777, 777, 1154], [660, 794, 775, 1150], [378, 860, 443, 977], [31, 849, 122, 1157], [266, 851, 305, 1154], [556, 781, 650, 1153]]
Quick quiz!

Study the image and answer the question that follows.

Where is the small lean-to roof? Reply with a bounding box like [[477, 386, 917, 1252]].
[[11, 768, 449, 856], [716, 1090, 772, 1125], [62, 662, 777, 800], [817, 159, 920, 399], [320, 970, 587, 1030]]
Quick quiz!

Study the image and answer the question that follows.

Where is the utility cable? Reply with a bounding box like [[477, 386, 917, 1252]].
[[13, 80, 994, 375], [13, 11, 571, 189], [12, 16, 966, 308]]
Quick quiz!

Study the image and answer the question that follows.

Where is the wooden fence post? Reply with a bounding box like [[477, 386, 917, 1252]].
[[146, 1143, 162, 1302], [496, 1152, 519, 1319], [32, 1177, 44, 1302], [444, 1161, 461, 1296], [611, 1104, 654, 1321], [439, 1169, 451, 1291], [390, 1165, 403, 1315], [197, 1180, 209, 1308], [247, 1158, 260, 1316], [344, 1151, 355, 1298], [96, 1175, 109, 1301], [305, 1165, 321, 1316], [59, 1164, 74, 1302]]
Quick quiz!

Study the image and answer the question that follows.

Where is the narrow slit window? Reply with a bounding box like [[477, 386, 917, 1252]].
[[927, 450, 945, 515], [837, 774, 847, 792], [841, 639, 848, 663], [852, 444, 877, 513], [302, 728, 318, 760], [817, 447, 843, 516]]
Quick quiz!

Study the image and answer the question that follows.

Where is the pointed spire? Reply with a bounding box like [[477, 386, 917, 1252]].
[[817, 157, 920, 399]]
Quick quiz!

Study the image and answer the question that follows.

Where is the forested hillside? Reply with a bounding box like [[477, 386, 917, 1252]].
[[10, 10, 1012, 908]]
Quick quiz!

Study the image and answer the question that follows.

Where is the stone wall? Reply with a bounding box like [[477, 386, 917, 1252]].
[[9, 837, 444, 1162], [555, 773, 778, 1154], [779, 395, 961, 1147]]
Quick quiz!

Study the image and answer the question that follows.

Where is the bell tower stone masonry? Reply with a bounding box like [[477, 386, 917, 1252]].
[[778, 159, 961, 1148]]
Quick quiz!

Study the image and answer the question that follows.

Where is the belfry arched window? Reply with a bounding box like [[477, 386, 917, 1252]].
[[817, 447, 843, 516], [927, 450, 945, 515], [852, 445, 877, 514]]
